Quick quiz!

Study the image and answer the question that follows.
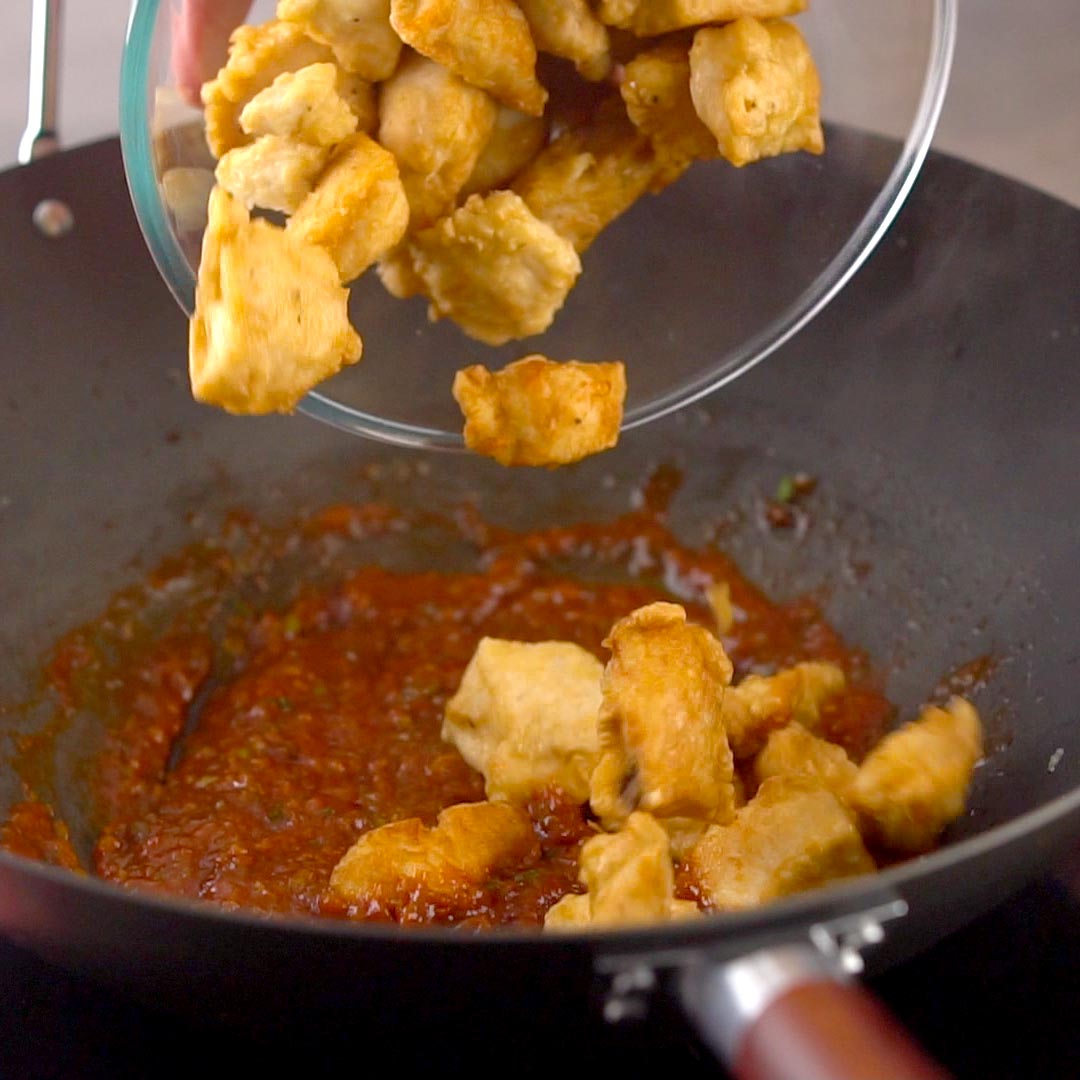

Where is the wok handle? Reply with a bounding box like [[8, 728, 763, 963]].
[[677, 944, 951, 1080], [19, 0, 63, 163]]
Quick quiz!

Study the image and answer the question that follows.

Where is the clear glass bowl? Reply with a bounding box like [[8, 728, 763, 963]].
[[121, 0, 956, 451]]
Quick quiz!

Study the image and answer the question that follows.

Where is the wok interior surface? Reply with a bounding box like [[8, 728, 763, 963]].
[[0, 138, 1078, 1013]]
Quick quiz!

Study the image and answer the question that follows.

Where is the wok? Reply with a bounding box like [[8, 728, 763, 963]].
[[1, 134, 1078, 1078]]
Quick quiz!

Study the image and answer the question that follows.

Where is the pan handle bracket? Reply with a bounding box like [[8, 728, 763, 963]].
[[807, 897, 909, 976]]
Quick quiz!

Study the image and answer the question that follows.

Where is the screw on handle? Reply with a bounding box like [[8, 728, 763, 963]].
[[19, 0, 63, 163]]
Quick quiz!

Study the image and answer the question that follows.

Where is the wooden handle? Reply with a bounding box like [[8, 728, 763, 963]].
[[735, 978, 950, 1080]]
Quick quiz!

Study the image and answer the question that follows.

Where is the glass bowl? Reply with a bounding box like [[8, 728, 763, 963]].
[[121, 0, 956, 451]]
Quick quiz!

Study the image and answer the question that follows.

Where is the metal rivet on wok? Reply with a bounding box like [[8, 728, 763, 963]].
[[33, 198, 74, 238]]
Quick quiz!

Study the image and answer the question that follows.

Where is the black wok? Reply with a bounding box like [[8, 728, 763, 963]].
[[0, 135, 1078, 1078]]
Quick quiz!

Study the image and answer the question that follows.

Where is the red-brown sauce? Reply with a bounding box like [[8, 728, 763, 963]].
[[2, 484, 894, 929]]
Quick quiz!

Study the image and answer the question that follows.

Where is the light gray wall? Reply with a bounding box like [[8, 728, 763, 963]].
[[0, 1, 1077, 206]]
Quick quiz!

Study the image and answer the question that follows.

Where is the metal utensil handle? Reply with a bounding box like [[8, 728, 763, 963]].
[[19, 0, 63, 163], [678, 945, 951, 1080]]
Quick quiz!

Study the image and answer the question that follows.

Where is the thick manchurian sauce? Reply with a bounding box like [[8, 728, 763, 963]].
[[3, 482, 892, 928]]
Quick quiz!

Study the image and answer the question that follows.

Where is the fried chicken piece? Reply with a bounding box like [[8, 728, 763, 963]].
[[461, 105, 548, 197], [620, 40, 718, 181], [378, 52, 497, 227], [286, 132, 409, 282], [517, 0, 612, 81], [161, 167, 216, 233], [389, 0, 547, 116], [597, 0, 806, 36], [239, 62, 358, 145], [189, 187, 362, 414], [544, 812, 699, 929], [753, 722, 859, 806], [722, 661, 846, 759], [215, 135, 329, 214], [276, 0, 402, 81], [409, 191, 581, 345], [590, 603, 736, 827], [688, 776, 875, 910], [327, 801, 538, 912], [850, 697, 983, 854], [202, 20, 334, 158], [442, 638, 603, 802], [511, 114, 660, 253], [689, 17, 823, 167], [453, 356, 625, 467], [336, 72, 378, 133], [376, 244, 425, 299], [706, 580, 735, 635]]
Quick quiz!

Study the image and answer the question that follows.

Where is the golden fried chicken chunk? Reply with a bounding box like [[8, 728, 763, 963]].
[[620, 40, 718, 177], [277, 0, 402, 80], [850, 697, 983, 854], [327, 801, 538, 912], [591, 603, 736, 827], [190, 188, 362, 414], [545, 812, 698, 930], [706, 580, 735, 635], [409, 191, 582, 345], [336, 72, 378, 133], [723, 661, 846, 759], [462, 106, 548, 197], [598, 0, 806, 36], [689, 17, 823, 167], [286, 132, 409, 282], [517, 0, 612, 81], [389, 0, 547, 116], [215, 136, 329, 214], [753, 722, 859, 806], [378, 52, 497, 227], [442, 638, 604, 802], [202, 20, 334, 158], [688, 776, 875, 910], [512, 115, 660, 253], [453, 356, 626, 467], [376, 244, 425, 299], [239, 63, 358, 146]]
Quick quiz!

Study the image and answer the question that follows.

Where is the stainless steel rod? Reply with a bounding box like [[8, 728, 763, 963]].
[[18, 0, 63, 163]]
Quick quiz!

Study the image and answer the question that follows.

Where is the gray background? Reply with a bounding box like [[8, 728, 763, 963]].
[[0, 1, 1077, 206]]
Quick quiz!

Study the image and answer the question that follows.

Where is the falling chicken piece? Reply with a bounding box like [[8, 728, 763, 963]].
[[286, 132, 410, 283], [722, 661, 847, 759], [849, 697, 983, 854], [752, 722, 859, 807], [516, 0, 612, 81], [389, 0, 548, 116], [597, 0, 807, 36], [189, 187, 362, 414], [239, 62, 358, 146], [327, 801, 538, 914], [215, 136, 329, 214], [545, 812, 698, 929], [591, 602, 736, 827], [688, 776, 874, 910], [442, 638, 603, 803], [378, 52, 498, 228], [453, 355, 625, 467], [706, 581, 735, 635], [277, 0, 403, 81], [410, 191, 581, 346], [202, 20, 335, 157], [689, 17, 823, 168]]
